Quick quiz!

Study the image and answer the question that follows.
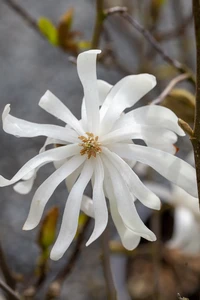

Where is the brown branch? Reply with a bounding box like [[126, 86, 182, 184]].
[[155, 13, 193, 41], [0, 279, 21, 300], [105, 7, 195, 84], [150, 211, 161, 300], [101, 225, 117, 300], [2, 0, 43, 38], [46, 217, 91, 299], [151, 73, 190, 105], [101, 224, 117, 300], [0, 243, 16, 290], [91, 0, 105, 48], [191, 0, 200, 203]]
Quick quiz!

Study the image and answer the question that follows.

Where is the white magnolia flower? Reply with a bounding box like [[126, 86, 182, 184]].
[[0, 50, 197, 260]]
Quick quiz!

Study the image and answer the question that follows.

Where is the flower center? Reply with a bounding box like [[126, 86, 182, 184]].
[[78, 132, 102, 159]]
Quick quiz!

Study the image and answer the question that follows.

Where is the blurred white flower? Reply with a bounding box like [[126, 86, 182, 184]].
[[0, 50, 197, 260]]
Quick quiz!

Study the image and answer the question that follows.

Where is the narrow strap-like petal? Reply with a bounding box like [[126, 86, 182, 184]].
[[167, 207, 200, 254], [86, 156, 108, 246], [102, 155, 156, 241], [81, 80, 112, 131], [39, 90, 84, 135], [114, 105, 185, 136], [2, 105, 79, 143], [81, 195, 94, 218], [102, 148, 161, 210], [111, 143, 198, 197], [77, 50, 101, 134], [0, 144, 80, 187], [13, 176, 35, 195], [100, 125, 177, 146], [23, 155, 86, 230], [50, 159, 93, 260], [100, 74, 156, 135], [104, 175, 141, 250]]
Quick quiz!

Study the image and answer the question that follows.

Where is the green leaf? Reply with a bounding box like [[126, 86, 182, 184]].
[[38, 17, 58, 45]]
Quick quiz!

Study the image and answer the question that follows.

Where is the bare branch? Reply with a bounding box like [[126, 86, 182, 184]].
[[91, 0, 105, 48], [191, 0, 200, 203], [0, 279, 20, 300], [2, 0, 43, 38], [105, 8, 195, 84], [46, 217, 91, 299], [151, 73, 190, 105], [101, 224, 117, 300], [0, 243, 16, 290]]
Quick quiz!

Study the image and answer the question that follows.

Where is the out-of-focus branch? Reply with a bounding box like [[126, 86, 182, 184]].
[[91, 0, 105, 48], [155, 13, 193, 41], [151, 73, 190, 105], [0, 279, 20, 300], [46, 217, 91, 299], [2, 0, 43, 38], [101, 225, 117, 300], [0, 243, 16, 290], [151, 211, 161, 300], [191, 0, 200, 203], [121, 12, 195, 83], [104, 7, 195, 84]]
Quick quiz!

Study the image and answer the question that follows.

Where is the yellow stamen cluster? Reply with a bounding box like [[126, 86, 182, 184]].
[[78, 132, 102, 159]]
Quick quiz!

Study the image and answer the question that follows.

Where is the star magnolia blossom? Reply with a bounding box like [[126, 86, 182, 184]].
[[0, 50, 197, 260]]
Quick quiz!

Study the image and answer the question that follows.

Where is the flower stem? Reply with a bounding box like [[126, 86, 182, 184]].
[[91, 0, 105, 48], [101, 224, 117, 300]]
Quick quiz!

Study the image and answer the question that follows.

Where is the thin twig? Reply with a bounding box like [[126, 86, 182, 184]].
[[105, 7, 195, 84], [155, 13, 193, 41], [46, 217, 91, 299], [151, 73, 190, 105], [0, 279, 20, 300], [101, 224, 117, 300], [151, 211, 161, 300], [191, 0, 200, 202], [0, 243, 16, 289], [2, 0, 43, 38], [91, 0, 105, 48]]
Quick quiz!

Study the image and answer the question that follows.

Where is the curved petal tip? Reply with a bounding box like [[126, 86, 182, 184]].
[[2, 104, 11, 122]]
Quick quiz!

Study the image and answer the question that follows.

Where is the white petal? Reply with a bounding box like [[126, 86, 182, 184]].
[[81, 195, 94, 218], [102, 155, 156, 241], [50, 160, 93, 260], [100, 125, 177, 145], [86, 156, 108, 246], [0, 144, 80, 187], [39, 90, 84, 135], [23, 155, 86, 230], [13, 176, 35, 195], [104, 178, 140, 250], [2, 105, 79, 143], [65, 165, 82, 192], [114, 105, 185, 136], [111, 144, 198, 197], [103, 148, 161, 210], [81, 80, 112, 131], [100, 74, 156, 134], [167, 207, 200, 254], [145, 141, 177, 155], [77, 50, 101, 134]]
